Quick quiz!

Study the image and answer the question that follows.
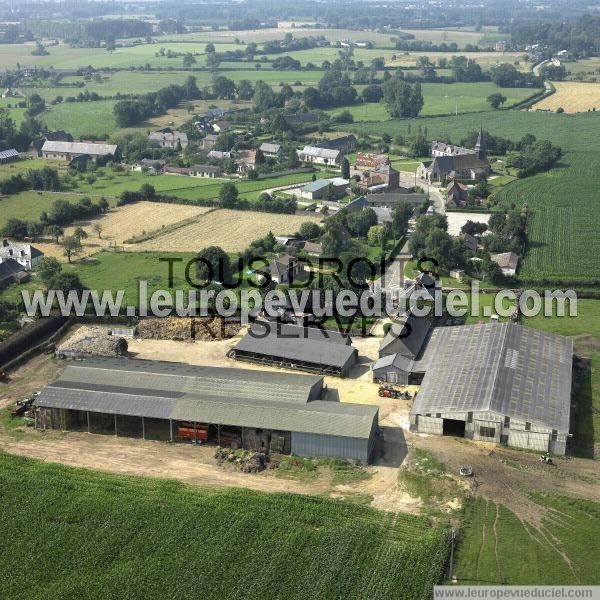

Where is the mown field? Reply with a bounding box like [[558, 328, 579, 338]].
[[533, 81, 600, 113], [454, 496, 600, 585], [351, 110, 600, 283], [0, 453, 451, 600]]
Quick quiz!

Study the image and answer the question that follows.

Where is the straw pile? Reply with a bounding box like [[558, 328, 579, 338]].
[[57, 326, 128, 358], [137, 317, 240, 341]]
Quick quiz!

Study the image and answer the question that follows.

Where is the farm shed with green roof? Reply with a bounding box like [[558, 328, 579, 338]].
[[34, 357, 378, 462]]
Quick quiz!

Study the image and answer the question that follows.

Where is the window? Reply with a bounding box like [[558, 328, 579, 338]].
[[436, 413, 441, 418], [467, 412, 473, 423], [479, 426, 496, 439], [525, 422, 531, 431], [551, 430, 558, 441], [504, 416, 510, 428]]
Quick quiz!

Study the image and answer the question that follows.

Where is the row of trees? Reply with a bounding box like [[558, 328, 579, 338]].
[[0, 166, 60, 195]]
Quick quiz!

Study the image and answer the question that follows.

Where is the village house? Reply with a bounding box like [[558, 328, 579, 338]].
[[259, 142, 283, 158], [461, 232, 479, 252], [207, 150, 231, 160], [212, 120, 231, 134], [41, 140, 118, 162], [190, 164, 222, 178], [0, 240, 44, 270], [355, 153, 390, 169], [430, 140, 475, 157], [131, 159, 166, 174], [490, 252, 520, 276], [360, 164, 401, 191], [302, 241, 322, 256], [297, 146, 341, 166], [235, 149, 257, 173], [201, 134, 218, 151], [148, 128, 188, 150], [445, 181, 469, 207], [258, 255, 304, 285]]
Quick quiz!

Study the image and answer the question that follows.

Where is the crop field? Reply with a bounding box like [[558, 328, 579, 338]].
[[132, 208, 322, 253], [350, 110, 600, 282], [32, 202, 213, 261], [532, 81, 600, 113], [0, 453, 450, 600], [454, 496, 600, 584], [387, 51, 527, 71], [327, 83, 540, 120], [41, 99, 118, 137]]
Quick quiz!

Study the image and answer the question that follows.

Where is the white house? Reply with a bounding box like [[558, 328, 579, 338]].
[[0, 240, 44, 270], [297, 146, 341, 166]]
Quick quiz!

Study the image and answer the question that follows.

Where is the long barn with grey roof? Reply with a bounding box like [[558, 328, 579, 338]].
[[34, 357, 378, 462], [228, 323, 357, 377], [410, 322, 573, 455]]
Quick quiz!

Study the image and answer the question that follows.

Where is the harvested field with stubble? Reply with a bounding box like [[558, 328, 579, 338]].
[[132, 208, 322, 253], [34, 202, 212, 261], [533, 81, 600, 113]]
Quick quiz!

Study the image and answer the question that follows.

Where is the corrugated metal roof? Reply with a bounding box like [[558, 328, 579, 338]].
[[34, 358, 375, 439], [410, 323, 573, 432], [41, 141, 117, 156], [0, 148, 19, 160], [298, 146, 340, 160], [233, 323, 356, 369], [379, 311, 431, 358]]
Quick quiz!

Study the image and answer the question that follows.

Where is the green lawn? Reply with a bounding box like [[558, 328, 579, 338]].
[[455, 496, 600, 585], [351, 110, 600, 283], [0, 452, 451, 599]]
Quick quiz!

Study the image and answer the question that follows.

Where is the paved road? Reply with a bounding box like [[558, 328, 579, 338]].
[[398, 171, 446, 213], [372, 256, 405, 295]]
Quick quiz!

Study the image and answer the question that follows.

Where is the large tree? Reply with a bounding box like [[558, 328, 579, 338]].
[[383, 77, 424, 118], [195, 246, 231, 284], [219, 182, 239, 208]]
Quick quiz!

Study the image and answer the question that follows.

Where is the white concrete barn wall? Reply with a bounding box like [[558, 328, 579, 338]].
[[412, 410, 566, 455]]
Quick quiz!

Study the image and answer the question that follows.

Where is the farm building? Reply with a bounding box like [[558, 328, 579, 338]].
[[299, 177, 349, 200], [257, 254, 304, 285], [316, 135, 357, 154], [33, 358, 379, 462], [229, 322, 357, 377], [374, 310, 433, 385], [0, 148, 20, 164], [410, 322, 573, 455], [41, 140, 118, 161]]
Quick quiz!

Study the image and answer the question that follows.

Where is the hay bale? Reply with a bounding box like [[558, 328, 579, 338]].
[[57, 326, 128, 359]]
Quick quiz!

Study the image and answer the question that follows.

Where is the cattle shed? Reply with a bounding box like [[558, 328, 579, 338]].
[[410, 323, 573, 455], [34, 357, 378, 462], [228, 322, 358, 377]]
